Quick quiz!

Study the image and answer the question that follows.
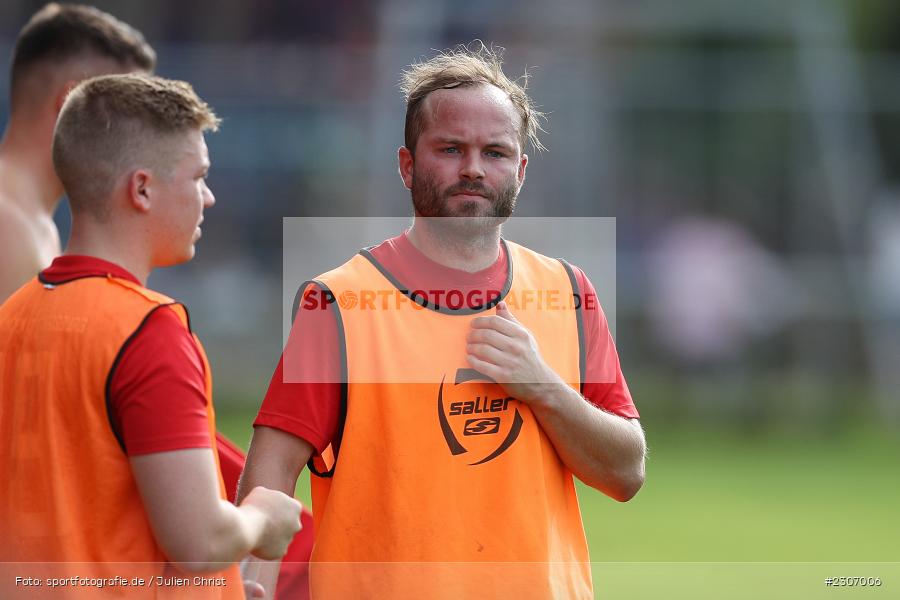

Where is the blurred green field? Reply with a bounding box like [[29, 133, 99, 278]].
[[217, 409, 900, 598]]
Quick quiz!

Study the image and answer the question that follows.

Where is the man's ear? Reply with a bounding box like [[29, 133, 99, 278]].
[[517, 153, 528, 189], [127, 169, 153, 212], [398, 146, 414, 190]]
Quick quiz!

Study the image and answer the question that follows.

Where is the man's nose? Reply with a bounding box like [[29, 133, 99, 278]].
[[203, 183, 215, 208], [458, 153, 485, 180]]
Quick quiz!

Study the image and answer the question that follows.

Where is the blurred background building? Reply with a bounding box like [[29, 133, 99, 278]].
[[2, 0, 897, 430]]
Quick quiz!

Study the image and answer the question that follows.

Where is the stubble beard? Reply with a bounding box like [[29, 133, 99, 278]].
[[410, 167, 519, 238]]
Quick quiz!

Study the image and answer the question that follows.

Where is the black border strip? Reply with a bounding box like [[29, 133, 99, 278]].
[[559, 260, 586, 394], [292, 280, 348, 479], [104, 303, 185, 454], [357, 238, 514, 315], [437, 375, 467, 456], [38, 273, 109, 286]]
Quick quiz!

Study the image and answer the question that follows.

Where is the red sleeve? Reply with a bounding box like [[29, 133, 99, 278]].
[[573, 266, 640, 419], [254, 285, 342, 454], [110, 306, 213, 456]]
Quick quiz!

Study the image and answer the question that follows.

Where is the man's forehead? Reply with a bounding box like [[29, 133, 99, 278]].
[[159, 128, 207, 162], [420, 84, 521, 141], [192, 134, 210, 166]]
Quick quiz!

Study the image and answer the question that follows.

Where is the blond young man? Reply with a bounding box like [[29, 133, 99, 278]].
[[239, 45, 645, 599], [0, 3, 157, 303], [0, 74, 301, 599]]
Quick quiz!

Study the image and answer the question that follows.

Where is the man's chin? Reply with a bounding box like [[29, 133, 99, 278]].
[[155, 247, 196, 268], [450, 198, 490, 217], [445, 193, 514, 216]]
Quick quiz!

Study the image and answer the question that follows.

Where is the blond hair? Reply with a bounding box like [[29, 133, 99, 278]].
[[400, 42, 546, 153], [52, 73, 219, 219]]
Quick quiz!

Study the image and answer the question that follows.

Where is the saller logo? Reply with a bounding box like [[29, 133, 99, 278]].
[[464, 417, 500, 436], [437, 368, 523, 465]]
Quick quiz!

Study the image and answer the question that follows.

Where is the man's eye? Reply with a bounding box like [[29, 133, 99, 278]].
[[442, 147, 460, 154], [486, 150, 504, 158]]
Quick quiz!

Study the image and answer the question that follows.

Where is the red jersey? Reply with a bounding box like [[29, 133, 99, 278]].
[[256, 232, 637, 453]]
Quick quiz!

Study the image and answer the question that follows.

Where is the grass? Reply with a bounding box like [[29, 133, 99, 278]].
[[582, 425, 900, 562], [217, 409, 900, 598]]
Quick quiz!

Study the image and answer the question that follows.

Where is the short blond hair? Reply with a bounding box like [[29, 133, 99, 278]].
[[400, 42, 546, 154], [52, 73, 219, 219]]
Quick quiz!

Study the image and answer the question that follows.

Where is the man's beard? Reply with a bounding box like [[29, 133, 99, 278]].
[[410, 168, 518, 234]]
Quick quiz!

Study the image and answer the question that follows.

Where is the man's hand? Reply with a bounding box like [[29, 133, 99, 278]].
[[239, 486, 303, 560], [466, 301, 564, 404], [466, 301, 645, 501]]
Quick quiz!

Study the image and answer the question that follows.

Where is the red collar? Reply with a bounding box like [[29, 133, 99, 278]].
[[40, 255, 140, 285]]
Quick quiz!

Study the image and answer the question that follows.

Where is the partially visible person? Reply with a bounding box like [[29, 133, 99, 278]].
[[0, 7, 314, 594], [0, 73, 301, 599], [0, 3, 155, 303]]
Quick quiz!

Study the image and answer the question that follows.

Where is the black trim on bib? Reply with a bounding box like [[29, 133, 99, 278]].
[[357, 238, 513, 315], [559, 260, 586, 394], [38, 273, 108, 286], [292, 280, 348, 479], [104, 303, 185, 454]]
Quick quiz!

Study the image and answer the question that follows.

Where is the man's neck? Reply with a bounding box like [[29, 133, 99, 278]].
[[407, 217, 502, 273], [0, 120, 64, 217], [65, 224, 151, 287]]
